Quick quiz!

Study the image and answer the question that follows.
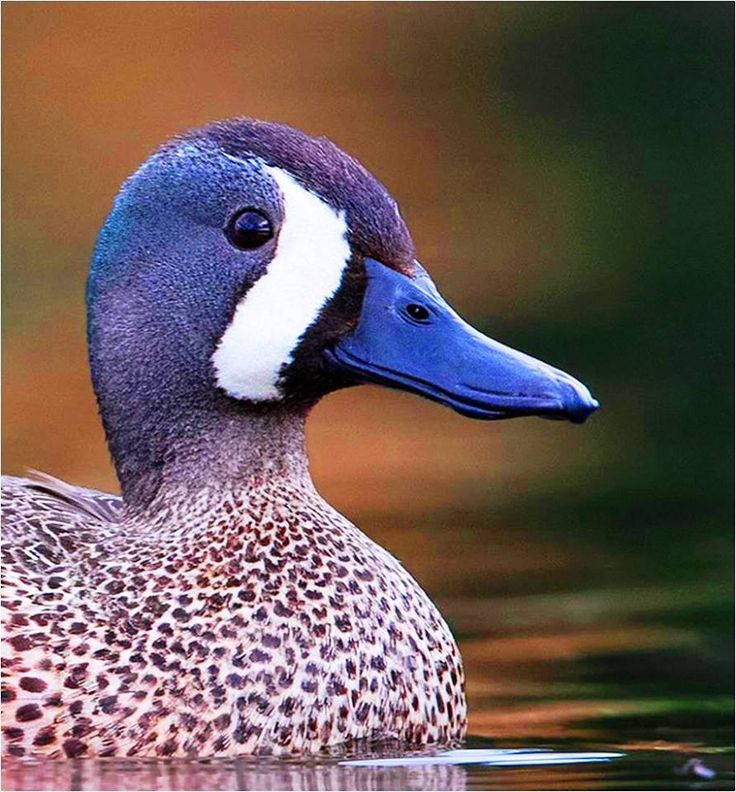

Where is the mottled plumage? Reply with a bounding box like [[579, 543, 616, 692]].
[[2, 464, 464, 757]]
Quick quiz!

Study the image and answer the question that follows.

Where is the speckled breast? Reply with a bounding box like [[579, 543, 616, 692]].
[[2, 478, 467, 758]]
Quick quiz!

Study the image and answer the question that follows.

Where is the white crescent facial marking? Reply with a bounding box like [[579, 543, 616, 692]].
[[212, 164, 351, 401]]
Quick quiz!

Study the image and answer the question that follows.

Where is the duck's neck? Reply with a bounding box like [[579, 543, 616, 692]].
[[117, 405, 312, 516]]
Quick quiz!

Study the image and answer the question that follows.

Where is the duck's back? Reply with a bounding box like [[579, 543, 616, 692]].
[[2, 474, 123, 757]]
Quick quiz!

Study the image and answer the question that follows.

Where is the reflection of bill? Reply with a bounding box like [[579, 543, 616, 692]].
[[341, 748, 624, 767]]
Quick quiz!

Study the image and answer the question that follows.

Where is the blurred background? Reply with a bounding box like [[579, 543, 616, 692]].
[[2, 1, 733, 770]]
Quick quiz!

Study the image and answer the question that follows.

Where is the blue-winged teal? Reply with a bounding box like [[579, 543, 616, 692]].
[[2, 119, 598, 758]]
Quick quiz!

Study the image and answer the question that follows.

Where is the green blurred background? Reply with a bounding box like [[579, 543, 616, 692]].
[[3, 2, 733, 750]]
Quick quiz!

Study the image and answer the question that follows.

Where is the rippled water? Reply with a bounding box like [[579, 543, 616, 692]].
[[2, 743, 732, 791]]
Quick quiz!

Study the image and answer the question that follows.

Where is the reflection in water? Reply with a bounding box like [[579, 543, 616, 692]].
[[3, 747, 732, 792], [3, 755, 471, 792], [339, 748, 624, 767]]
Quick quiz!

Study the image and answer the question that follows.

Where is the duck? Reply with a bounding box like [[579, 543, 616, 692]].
[[1, 118, 598, 759]]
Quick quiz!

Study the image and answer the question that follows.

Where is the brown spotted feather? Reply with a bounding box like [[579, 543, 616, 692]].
[[1, 472, 466, 757]]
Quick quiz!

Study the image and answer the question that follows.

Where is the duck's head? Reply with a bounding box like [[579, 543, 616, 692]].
[[88, 119, 597, 500]]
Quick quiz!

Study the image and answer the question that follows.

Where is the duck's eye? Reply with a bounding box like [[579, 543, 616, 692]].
[[405, 303, 431, 322], [226, 209, 273, 250]]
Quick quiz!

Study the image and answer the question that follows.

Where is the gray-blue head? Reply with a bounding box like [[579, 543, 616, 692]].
[[88, 119, 598, 504]]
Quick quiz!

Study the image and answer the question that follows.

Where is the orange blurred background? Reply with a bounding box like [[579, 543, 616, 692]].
[[3, 2, 732, 749]]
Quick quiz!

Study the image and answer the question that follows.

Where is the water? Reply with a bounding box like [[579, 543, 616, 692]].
[[2, 745, 731, 791]]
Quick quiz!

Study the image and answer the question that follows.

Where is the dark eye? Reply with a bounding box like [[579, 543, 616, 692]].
[[405, 303, 431, 322], [226, 209, 273, 250]]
